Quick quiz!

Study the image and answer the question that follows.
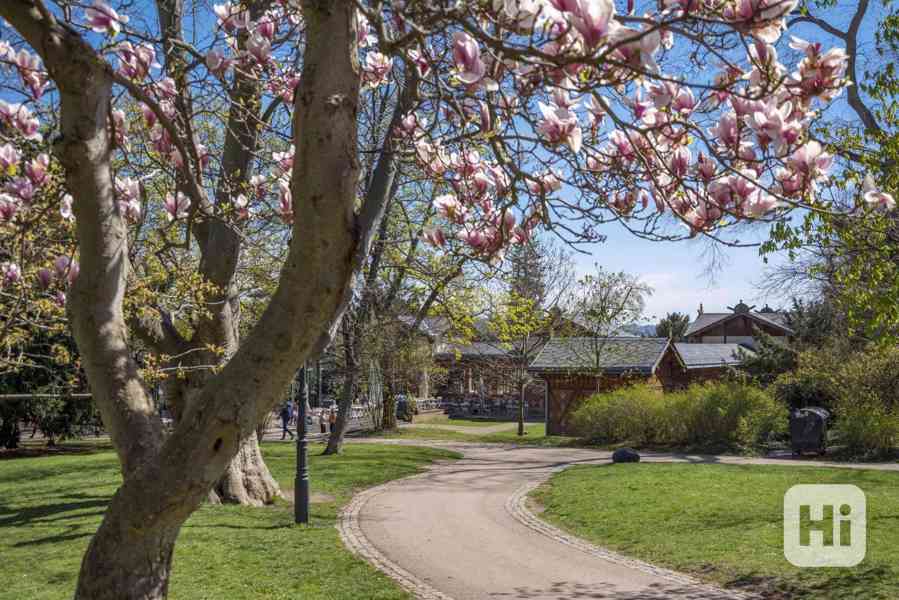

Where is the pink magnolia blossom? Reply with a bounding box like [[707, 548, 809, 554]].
[[608, 130, 636, 163], [407, 48, 431, 78], [452, 32, 487, 85], [213, 3, 250, 32], [249, 174, 268, 198], [774, 167, 804, 198], [85, 1, 129, 36], [1, 262, 21, 286], [567, 0, 617, 48], [608, 25, 661, 73], [648, 81, 678, 109], [164, 191, 191, 221], [155, 77, 178, 99], [669, 146, 691, 178], [0, 194, 18, 222], [6, 177, 35, 204], [434, 193, 467, 224], [709, 111, 742, 152], [787, 141, 832, 182], [862, 175, 896, 211], [696, 152, 717, 181], [363, 52, 392, 87], [60, 193, 74, 221], [206, 50, 232, 77], [527, 170, 562, 195], [748, 98, 799, 152], [115, 176, 140, 202], [457, 228, 489, 252], [584, 95, 605, 129], [512, 225, 531, 245], [395, 112, 419, 138], [673, 88, 696, 115], [119, 198, 141, 222], [233, 194, 250, 219], [0, 144, 21, 174], [116, 176, 142, 222], [0, 102, 42, 141], [536, 102, 582, 153], [246, 33, 272, 64], [269, 73, 301, 104], [788, 37, 849, 103], [14, 49, 49, 98], [745, 191, 780, 217], [141, 104, 157, 127], [37, 268, 53, 290], [355, 10, 375, 48], [724, 0, 798, 43], [255, 13, 278, 40], [277, 179, 293, 224], [422, 227, 446, 248], [489, 165, 511, 196], [53, 256, 75, 281], [273, 147, 295, 174], [110, 109, 127, 148], [116, 42, 159, 80]]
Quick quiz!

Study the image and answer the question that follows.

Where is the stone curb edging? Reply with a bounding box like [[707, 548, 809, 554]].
[[338, 471, 456, 600], [504, 468, 760, 600]]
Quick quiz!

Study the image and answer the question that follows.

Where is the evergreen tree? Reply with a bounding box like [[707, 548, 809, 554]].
[[655, 312, 691, 341]]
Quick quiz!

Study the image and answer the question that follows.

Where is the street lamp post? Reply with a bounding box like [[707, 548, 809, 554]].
[[295, 365, 310, 524]]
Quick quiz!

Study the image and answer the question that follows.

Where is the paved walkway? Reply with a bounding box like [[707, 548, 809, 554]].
[[341, 442, 897, 600]]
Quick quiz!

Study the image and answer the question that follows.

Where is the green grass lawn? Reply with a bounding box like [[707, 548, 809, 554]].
[[0, 441, 459, 600], [411, 414, 516, 427], [367, 421, 578, 446], [532, 463, 899, 599]]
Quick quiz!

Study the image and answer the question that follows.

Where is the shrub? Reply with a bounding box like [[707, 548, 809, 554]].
[[774, 345, 899, 456], [569, 384, 667, 445], [570, 381, 785, 452]]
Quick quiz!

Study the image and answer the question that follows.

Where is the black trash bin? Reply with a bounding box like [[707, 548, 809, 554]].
[[789, 407, 830, 456]]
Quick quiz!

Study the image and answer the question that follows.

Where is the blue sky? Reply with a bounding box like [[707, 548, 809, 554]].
[[570, 225, 787, 323]]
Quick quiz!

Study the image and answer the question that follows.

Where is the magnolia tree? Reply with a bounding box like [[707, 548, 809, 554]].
[[0, 0, 889, 597]]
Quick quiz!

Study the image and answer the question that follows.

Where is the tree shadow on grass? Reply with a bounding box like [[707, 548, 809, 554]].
[[0, 441, 115, 460], [0, 497, 109, 527]]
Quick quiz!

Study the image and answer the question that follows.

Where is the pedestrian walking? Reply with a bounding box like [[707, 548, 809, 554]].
[[279, 403, 295, 440], [319, 409, 327, 434], [328, 408, 337, 433]]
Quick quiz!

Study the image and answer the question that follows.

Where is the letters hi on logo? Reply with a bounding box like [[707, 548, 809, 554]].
[[784, 484, 866, 567]]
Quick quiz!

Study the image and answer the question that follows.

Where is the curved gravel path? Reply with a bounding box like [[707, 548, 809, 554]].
[[341, 442, 897, 600]]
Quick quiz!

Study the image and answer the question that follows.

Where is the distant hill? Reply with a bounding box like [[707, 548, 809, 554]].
[[613, 324, 659, 338]]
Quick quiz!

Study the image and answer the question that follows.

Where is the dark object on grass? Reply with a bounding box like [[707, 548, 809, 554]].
[[612, 448, 641, 463], [789, 407, 829, 456]]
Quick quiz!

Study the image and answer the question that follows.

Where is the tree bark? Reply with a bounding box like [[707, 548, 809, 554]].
[[211, 432, 281, 505], [323, 321, 357, 455], [518, 382, 526, 437], [75, 491, 181, 600]]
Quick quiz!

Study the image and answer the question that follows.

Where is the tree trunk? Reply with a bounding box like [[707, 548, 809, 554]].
[[210, 432, 281, 505], [75, 497, 180, 600], [518, 382, 526, 437], [167, 377, 281, 505], [382, 391, 397, 430], [323, 319, 358, 455], [323, 369, 355, 455]]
